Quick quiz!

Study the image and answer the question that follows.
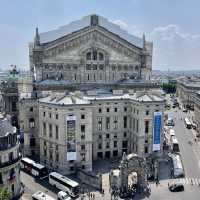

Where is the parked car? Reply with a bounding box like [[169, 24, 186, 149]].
[[169, 183, 184, 192], [192, 122, 197, 130], [57, 191, 71, 200], [167, 118, 175, 126], [183, 108, 188, 113]]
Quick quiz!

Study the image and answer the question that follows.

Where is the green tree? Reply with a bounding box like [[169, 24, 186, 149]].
[[0, 187, 12, 200]]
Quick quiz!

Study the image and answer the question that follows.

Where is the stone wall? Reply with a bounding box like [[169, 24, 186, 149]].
[[77, 169, 102, 190]]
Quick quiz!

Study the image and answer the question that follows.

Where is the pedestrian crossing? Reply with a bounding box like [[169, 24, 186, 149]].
[[149, 177, 200, 188], [174, 177, 200, 186]]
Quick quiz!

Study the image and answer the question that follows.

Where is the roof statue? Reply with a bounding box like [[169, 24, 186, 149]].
[[34, 27, 40, 47]]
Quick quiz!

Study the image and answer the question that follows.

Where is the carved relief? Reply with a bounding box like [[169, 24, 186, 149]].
[[42, 29, 141, 60]]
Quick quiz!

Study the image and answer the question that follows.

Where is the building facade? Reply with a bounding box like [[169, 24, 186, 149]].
[[0, 115, 21, 198], [176, 80, 200, 109], [30, 14, 153, 84], [37, 90, 164, 174], [16, 14, 166, 175], [38, 93, 93, 174]]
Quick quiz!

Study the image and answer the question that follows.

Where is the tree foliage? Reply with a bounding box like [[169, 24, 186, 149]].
[[162, 83, 177, 93], [0, 187, 12, 200]]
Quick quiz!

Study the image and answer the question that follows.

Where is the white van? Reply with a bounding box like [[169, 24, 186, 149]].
[[167, 118, 174, 126], [57, 191, 71, 200], [32, 191, 55, 200]]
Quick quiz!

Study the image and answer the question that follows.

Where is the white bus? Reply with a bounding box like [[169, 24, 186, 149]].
[[21, 157, 48, 178], [32, 191, 55, 200], [171, 136, 180, 152], [49, 172, 79, 198], [184, 118, 192, 129], [172, 154, 184, 178]]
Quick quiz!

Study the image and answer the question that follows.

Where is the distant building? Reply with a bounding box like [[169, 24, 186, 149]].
[[177, 79, 200, 109]]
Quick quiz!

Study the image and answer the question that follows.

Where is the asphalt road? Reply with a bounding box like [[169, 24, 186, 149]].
[[167, 107, 200, 180]]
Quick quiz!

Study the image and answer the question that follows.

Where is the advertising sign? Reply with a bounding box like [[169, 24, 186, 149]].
[[153, 112, 162, 151], [66, 115, 77, 160]]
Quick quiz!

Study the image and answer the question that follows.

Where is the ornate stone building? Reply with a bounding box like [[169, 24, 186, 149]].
[[17, 15, 165, 175], [30, 14, 152, 84], [0, 114, 21, 198]]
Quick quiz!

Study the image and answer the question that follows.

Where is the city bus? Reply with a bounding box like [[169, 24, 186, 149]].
[[49, 172, 79, 198], [21, 157, 48, 179], [171, 154, 184, 178], [171, 136, 180, 152], [184, 118, 192, 129], [32, 191, 55, 200]]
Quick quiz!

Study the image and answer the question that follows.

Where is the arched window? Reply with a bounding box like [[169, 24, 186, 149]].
[[86, 52, 91, 60], [99, 52, 104, 61]]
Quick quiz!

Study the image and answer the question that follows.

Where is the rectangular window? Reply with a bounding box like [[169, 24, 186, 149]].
[[43, 112, 46, 117], [124, 132, 127, 137], [97, 117, 102, 131], [114, 116, 118, 129], [81, 145, 85, 150], [107, 108, 110, 112], [114, 141, 117, 148], [81, 125, 85, 133], [122, 141, 128, 148], [124, 116, 127, 128], [114, 107, 118, 112], [145, 146, 148, 154], [49, 124, 52, 138], [106, 142, 110, 148], [98, 108, 102, 113], [136, 120, 139, 133], [56, 154, 59, 162], [98, 143, 102, 149], [146, 110, 149, 116], [81, 114, 85, 119], [145, 121, 149, 134], [55, 114, 59, 119], [43, 123, 46, 136], [49, 113, 51, 118], [56, 125, 59, 139], [106, 134, 110, 139], [124, 107, 127, 112], [106, 117, 110, 129]]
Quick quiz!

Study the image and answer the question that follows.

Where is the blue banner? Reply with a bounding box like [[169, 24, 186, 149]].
[[153, 112, 162, 151]]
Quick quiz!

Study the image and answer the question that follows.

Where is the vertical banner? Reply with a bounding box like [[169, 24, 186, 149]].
[[153, 112, 162, 151], [66, 115, 77, 160]]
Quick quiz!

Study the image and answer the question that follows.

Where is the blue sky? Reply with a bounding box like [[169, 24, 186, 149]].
[[0, 0, 200, 70]]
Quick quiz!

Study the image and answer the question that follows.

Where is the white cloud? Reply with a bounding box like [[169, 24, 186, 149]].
[[113, 20, 200, 69], [113, 19, 128, 30], [149, 24, 200, 69]]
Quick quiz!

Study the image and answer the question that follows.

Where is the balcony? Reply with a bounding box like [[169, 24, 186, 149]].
[[0, 155, 21, 169]]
